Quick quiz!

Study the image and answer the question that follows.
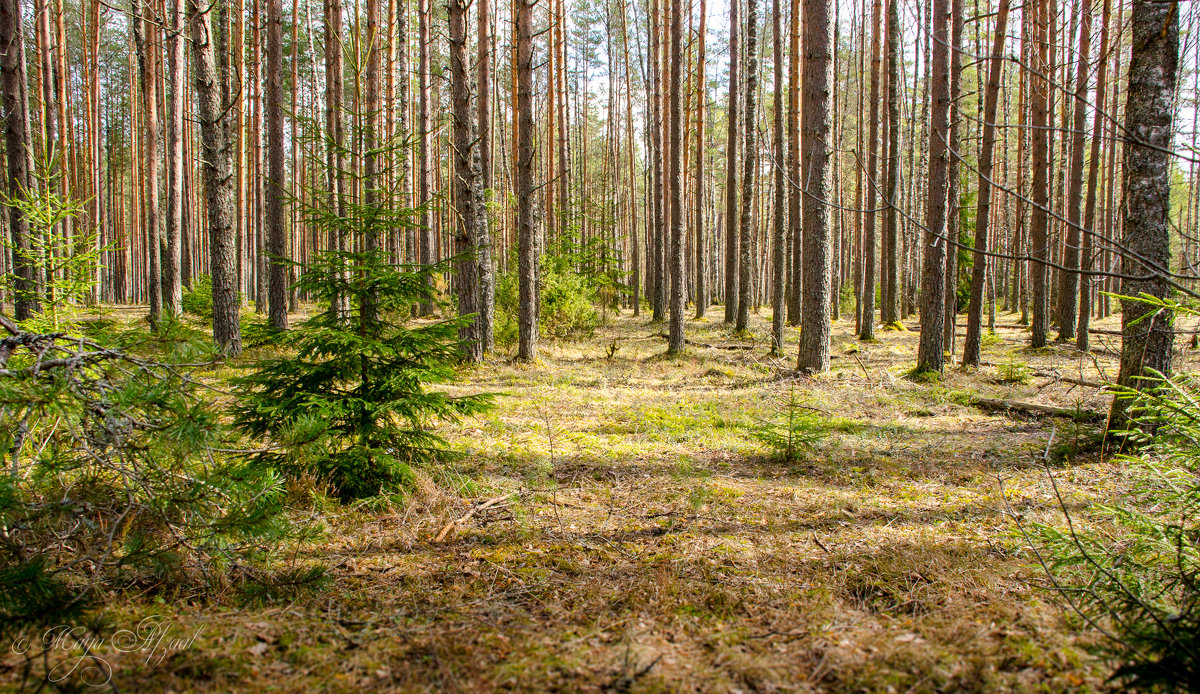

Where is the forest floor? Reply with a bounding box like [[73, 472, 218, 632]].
[[6, 304, 1178, 693]]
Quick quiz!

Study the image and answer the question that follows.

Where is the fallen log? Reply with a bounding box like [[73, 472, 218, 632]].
[[1032, 370, 1105, 389], [971, 396, 1104, 422]]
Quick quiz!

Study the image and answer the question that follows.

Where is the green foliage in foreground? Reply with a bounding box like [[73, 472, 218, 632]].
[[0, 320, 318, 644], [1030, 372, 1200, 690], [231, 248, 492, 501]]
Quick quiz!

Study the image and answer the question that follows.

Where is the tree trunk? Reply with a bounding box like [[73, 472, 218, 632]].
[[266, 0, 288, 330], [478, 0, 492, 194], [191, 0, 241, 354], [735, 0, 758, 333], [164, 0, 185, 315], [132, 0, 162, 327], [0, 0, 36, 319], [450, 0, 482, 360], [962, 0, 1010, 366], [323, 0, 347, 317], [418, 0, 434, 314], [770, 0, 785, 353], [786, 0, 801, 326], [723, 0, 740, 324], [693, 0, 707, 320], [797, 0, 832, 372], [1029, 0, 1051, 347], [514, 0, 538, 361], [881, 0, 900, 326], [916, 0, 950, 374], [943, 0, 962, 355], [666, 0, 686, 353], [1077, 0, 1111, 351], [859, 0, 882, 340], [1112, 0, 1177, 427]]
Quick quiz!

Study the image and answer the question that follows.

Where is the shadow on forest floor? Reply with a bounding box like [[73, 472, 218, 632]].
[[5, 305, 1157, 692]]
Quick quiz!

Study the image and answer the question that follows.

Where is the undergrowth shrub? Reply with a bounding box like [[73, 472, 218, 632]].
[[232, 249, 492, 500], [494, 237, 626, 344], [1025, 372, 1200, 690], [182, 273, 215, 317], [750, 385, 826, 463], [0, 316, 319, 648]]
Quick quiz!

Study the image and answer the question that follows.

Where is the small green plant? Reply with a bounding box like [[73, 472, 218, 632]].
[[182, 274, 247, 321], [996, 355, 1032, 384], [904, 364, 943, 384], [182, 273, 215, 317], [750, 385, 826, 463], [1, 183, 102, 332]]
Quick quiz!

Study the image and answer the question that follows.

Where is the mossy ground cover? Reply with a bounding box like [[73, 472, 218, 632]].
[[3, 305, 1167, 692]]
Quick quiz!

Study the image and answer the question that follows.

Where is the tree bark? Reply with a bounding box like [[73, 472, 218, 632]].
[[191, 0, 241, 354], [859, 0, 882, 340], [450, 0, 481, 360], [797, 0, 832, 372], [417, 0, 434, 314], [666, 0, 686, 353], [735, 0, 758, 333], [1112, 0, 1177, 427], [694, 0, 707, 320], [323, 0, 347, 317], [132, 0, 162, 327], [786, 0, 801, 326], [165, 0, 185, 315], [514, 0, 538, 361], [770, 0, 785, 353], [1029, 0, 1051, 347], [1077, 0, 1111, 352], [0, 0, 37, 319], [1057, 0, 1092, 341], [266, 0, 288, 330], [723, 0, 740, 324], [881, 0, 900, 326], [916, 0, 950, 374]]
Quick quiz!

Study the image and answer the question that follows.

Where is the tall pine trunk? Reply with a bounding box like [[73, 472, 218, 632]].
[[1057, 0, 1092, 341], [859, 0, 882, 340], [797, 0, 832, 372], [881, 0, 900, 326], [916, 0, 950, 374], [0, 0, 36, 319], [1077, 0, 1111, 351], [735, 0, 757, 333], [1112, 0, 1177, 427], [191, 0, 241, 354], [165, 0, 185, 315], [514, 0, 538, 361], [770, 0, 785, 353], [666, 0, 686, 353], [266, 0, 288, 330], [132, 0, 162, 326], [723, 0, 740, 324]]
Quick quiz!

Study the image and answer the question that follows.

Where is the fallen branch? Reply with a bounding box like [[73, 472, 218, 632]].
[[971, 396, 1104, 422], [433, 493, 516, 543], [1033, 370, 1105, 389]]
